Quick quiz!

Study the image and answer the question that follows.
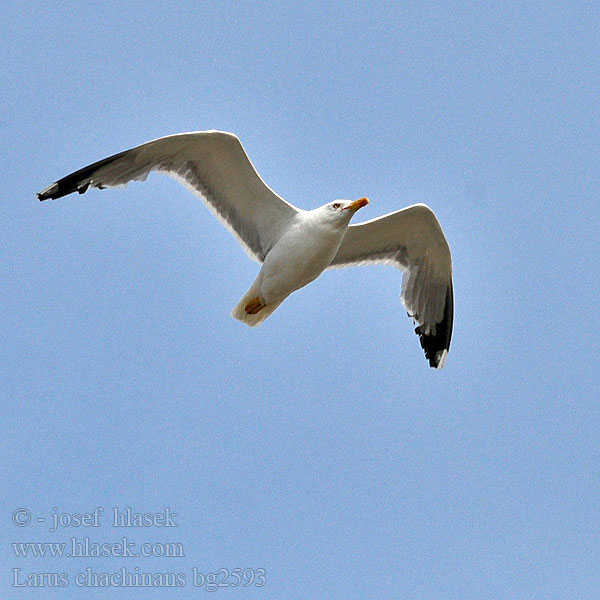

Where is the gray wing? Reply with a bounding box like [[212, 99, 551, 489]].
[[330, 203, 453, 368], [37, 131, 299, 262]]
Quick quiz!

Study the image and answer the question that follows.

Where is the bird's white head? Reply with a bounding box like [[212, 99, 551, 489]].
[[314, 197, 369, 228]]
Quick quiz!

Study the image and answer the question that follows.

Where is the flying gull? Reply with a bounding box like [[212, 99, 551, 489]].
[[37, 131, 453, 368]]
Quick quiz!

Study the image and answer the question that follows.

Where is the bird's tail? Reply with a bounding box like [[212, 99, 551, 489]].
[[231, 285, 284, 327]]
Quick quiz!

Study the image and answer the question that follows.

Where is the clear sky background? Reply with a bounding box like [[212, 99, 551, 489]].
[[2, 2, 599, 598]]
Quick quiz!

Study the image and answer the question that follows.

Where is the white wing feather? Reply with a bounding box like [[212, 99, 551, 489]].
[[329, 204, 453, 368], [37, 131, 299, 263]]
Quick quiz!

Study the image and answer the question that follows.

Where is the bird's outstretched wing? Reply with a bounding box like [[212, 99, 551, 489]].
[[329, 204, 453, 368], [37, 131, 299, 262]]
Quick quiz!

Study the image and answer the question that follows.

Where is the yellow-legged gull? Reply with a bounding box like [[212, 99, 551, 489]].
[[37, 131, 453, 368]]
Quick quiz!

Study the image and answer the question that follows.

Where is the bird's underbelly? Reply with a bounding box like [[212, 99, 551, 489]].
[[257, 232, 341, 303]]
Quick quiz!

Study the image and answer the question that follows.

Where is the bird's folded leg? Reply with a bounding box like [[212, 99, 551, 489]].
[[244, 297, 266, 314]]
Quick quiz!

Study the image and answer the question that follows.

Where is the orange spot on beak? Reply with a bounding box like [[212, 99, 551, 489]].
[[342, 197, 369, 211]]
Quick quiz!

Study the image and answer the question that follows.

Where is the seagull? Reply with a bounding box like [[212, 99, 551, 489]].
[[37, 130, 453, 368]]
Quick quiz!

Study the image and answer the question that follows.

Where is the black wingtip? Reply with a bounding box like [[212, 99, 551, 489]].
[[37, 183, 59, 201], [36, 148, 130, 202], [415, 283, 454, 369], [37, 177, 87, 201]]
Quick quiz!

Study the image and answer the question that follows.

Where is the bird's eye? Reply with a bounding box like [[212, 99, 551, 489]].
[[332, 203, 341, 209]]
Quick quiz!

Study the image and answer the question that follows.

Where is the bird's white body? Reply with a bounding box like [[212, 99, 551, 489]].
[[260, 214, 342, 299], [232, 204, 358, 325], [38, 130, 454, 368]]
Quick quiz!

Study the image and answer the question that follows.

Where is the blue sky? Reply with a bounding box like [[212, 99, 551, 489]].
[[2, 1, 599, 598]]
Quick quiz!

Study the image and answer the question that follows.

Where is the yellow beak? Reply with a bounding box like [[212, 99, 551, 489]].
[[342, 197, 369, 211]]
